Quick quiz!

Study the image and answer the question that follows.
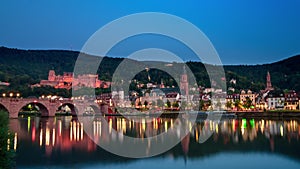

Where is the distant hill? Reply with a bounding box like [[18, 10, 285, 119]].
[[0, 46, 300, 95]]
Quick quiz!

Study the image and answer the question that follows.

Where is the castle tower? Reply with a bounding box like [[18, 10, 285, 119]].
[[180, 65, 189, 96], [48, 70, 56, 81], [266, 71, 274, 91]]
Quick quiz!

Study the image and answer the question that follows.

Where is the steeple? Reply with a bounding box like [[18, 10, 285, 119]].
[[266, 71, 274, 91], [180, 65, 189, 96]]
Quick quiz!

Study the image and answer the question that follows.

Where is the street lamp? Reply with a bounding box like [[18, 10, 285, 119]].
[[2, 93, 6, 97], [16, 93, 20, 97], [9, 93, 13, 97]]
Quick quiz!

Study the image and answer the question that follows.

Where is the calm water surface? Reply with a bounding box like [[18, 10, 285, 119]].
[[9, 115, 300, 169]]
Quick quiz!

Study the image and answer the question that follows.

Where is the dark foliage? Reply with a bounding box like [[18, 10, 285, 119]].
[[1, 47, 300, 97]]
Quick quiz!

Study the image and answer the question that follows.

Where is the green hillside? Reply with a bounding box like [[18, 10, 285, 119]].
[[0, 46, 300, 97]]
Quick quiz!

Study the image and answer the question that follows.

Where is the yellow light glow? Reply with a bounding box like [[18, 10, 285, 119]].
[[40, 129, 43, 146], [14, 133, 17, 151], [122, 119, 126, 133], [45, 127, 50, 146], [77, 122, 80, 141], [195, 128, 199, 142], [164, 121, 168, 132], [109, 119, 112, 134], [73, 121, 77, 141], [27, 117, 31, 133], [7, 138, 10, 151], [142, 119, 146, 131], [52, 129, 55, 146], [232, 120, 236, 131]]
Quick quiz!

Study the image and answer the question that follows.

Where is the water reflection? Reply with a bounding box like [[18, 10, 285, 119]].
[[192, 118, 300, 152], [9, 116, 300, 167]]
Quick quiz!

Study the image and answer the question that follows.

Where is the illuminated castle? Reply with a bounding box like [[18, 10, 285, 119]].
[[34, 70, 110, 89]]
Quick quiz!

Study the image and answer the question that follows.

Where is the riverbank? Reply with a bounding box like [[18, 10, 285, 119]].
[[233, 110, 300, 118]]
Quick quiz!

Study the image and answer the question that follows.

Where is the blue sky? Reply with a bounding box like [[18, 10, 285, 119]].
[[0, 0, 300, 65]]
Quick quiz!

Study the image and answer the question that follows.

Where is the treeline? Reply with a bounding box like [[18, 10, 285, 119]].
[[1, 46, 300, 97]]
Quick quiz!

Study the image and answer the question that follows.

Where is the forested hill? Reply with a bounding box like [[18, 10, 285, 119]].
[[1, 46, 300, 93], [224, 55, 300, 92]]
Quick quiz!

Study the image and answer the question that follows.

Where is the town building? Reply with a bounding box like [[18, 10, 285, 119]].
[[266, 91, 285, 110], [211, 92, 227, 110], [284, 90, 299, 110], [0, 81, 10, 86], [240, 90, 256, 106], [226, 94, 240, 104]]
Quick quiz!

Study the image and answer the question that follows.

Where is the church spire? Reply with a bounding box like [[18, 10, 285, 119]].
[[180, 65, 189, 96], [266, 71, 273, 91]]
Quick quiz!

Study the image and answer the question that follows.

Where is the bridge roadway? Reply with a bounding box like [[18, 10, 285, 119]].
[[0, 98, 108, 118]]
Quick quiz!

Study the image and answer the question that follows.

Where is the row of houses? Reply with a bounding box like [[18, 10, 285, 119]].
[[226, 90, 299, 111]]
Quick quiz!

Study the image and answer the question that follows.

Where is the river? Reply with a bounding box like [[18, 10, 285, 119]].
[[8, 115, 300, 169]]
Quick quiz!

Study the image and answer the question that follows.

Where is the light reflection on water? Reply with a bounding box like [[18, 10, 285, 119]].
[[9, 116, 300, 168]]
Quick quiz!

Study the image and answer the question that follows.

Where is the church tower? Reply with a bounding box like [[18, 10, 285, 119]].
[[180, 65, 189, 96], [266, 71, 274, 91]]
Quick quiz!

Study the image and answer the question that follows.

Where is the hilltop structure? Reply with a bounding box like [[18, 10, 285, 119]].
[[32, 70, 110, 89]]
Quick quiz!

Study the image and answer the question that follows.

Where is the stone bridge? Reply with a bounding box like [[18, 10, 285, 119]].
[[0, 98, 109, 118]]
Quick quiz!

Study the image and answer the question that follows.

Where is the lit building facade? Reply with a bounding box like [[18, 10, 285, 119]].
[[284, 90, 299, 110], [267, 91, 285, 110], [34, 70, 110, 89], [240, 90, 256, 105]]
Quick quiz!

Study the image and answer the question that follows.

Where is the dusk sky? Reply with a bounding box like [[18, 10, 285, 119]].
[[1, 0, 300, 65]]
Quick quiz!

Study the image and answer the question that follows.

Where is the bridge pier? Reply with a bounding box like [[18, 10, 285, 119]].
[[7, 102, 19, 118], [48, 106, 58, 117]]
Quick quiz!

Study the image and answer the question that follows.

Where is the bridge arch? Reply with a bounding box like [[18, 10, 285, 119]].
[[18, 102, 49, 117], [88, 104, 101, 114], [57, 103, 78, 116]]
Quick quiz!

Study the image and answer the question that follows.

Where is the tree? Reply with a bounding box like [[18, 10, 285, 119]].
[[144, 100, 148, 107], [199, 100, 204, 111], [243, 97, 252, 109], [138, 100, 142, 107], [226, 101, 233, 110], [181, 101, 187, 110], [0, 111, 15, 168], [166, 99, 171, 108], [172, 101, 179, 108], [215, 99, 222, 110], [156, 99, 164, 108], [234, 99, 242, 110]]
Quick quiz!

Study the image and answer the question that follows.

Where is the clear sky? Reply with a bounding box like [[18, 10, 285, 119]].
[[1, 0, 300, 65]]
